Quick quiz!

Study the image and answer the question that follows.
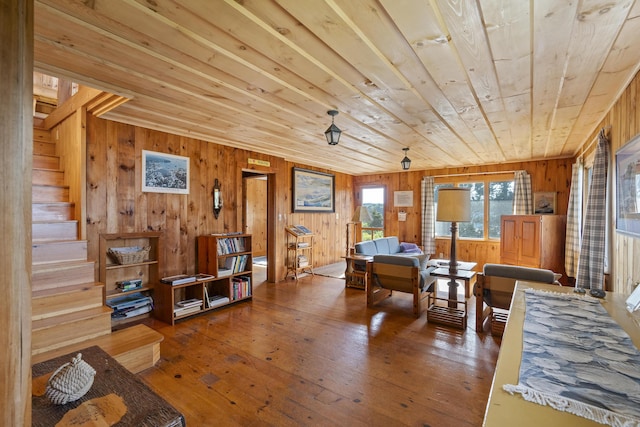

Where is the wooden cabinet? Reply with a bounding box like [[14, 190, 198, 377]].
[[154, 234, 254, 325], [500, 215, 566, 281], [99, 232, 163, 326], [285, 228, 314, 280]]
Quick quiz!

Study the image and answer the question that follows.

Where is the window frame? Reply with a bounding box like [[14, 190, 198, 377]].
[[434, 173, 514, 241]]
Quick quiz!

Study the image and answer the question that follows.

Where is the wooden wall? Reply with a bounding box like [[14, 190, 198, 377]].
[[85, 116, 354, 282], [52, 109, 86, 239], [245, 177, 267, 257], [578, 71, 640, 294], [353, 158, 574, 272]]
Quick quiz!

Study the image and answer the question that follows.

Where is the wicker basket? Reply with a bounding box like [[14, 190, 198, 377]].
[[108, 246, 151, 265]]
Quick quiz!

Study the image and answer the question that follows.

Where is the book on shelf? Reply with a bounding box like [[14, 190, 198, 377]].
[[294, 224, 312, 234], [216, 236, 247, 255], [176, 298, 203, 308], [231, 275, 251, 300], [211, 232, 242, 236], [195, 273, 215, 281], [286, 226, 304, 236], [173, 304, 202, 317], [112, 303, 153, 319], [161, 274, 197, 285], [208, 295, 230, 308], [297, 242, 310, 248], [217, 268, 233, 277]]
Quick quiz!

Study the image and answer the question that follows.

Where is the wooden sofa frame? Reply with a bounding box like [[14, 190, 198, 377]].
[[366, 260, 429, 317]]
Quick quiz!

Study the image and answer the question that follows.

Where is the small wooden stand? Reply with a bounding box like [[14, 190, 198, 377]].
[[285, 227, 314, 280]]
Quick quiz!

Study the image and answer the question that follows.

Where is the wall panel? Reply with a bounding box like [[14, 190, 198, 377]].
[[86, 116, 353, 282]]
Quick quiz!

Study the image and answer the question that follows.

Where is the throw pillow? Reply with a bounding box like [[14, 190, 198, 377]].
[[400, 242, 422, 254]]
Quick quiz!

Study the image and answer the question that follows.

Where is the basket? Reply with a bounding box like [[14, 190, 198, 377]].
[[108, 246, 151, 265]]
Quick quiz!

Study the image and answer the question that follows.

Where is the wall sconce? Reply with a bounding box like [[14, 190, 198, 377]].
[[401, 147, 411, 170], [212, 178, 222, 219], [325, 110, 342, 145]]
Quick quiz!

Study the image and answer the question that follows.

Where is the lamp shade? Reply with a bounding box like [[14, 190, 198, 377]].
[[351, 206, 372, 223], [436, 188, 471, 222]]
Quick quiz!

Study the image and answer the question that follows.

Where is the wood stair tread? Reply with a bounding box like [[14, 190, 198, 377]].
[[32, 306, 113, 330], [32, 281, 102, 298], [31, 325, 164, 373]]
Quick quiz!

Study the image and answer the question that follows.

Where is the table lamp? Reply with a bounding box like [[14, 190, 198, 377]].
[[347, 206, 372, 257], [436, 188, 471, 274]]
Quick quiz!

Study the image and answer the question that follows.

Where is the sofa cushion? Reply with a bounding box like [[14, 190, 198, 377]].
[[354, 240, 377, 256], [373, 238, 391, 254]]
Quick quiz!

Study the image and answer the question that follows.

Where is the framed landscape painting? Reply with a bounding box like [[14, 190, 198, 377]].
[[616, 133, 640, 237], [292, 167, 335, 213], [142, 150, 190, 194]]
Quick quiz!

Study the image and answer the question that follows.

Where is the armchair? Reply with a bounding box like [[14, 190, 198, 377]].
[[474, 263, 558, 335], [366, 254, 436, 317]]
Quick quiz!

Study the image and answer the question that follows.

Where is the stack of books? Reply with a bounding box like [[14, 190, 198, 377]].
[[173, 298, 203, 317], [108, 292, 153, 319]]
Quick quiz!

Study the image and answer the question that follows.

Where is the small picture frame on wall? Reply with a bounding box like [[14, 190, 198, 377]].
[[533, 192, 556, 214]]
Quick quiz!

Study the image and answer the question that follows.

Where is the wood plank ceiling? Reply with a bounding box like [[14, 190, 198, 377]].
[[34, 0, 640, 175]]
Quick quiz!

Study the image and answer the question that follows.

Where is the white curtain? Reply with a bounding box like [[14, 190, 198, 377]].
[[513, 170, 533, 214], [421, 177, 436, 255], [565, 159, 583, 279]]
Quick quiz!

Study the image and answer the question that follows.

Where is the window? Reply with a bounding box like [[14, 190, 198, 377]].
[[435, 176, 514, 240], [488, 181, 515, 238], [361, 187, 384, 241]]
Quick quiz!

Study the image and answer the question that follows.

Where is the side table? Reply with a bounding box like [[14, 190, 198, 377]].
[[430, 266, 477, 298], [427, 268, 477, 330], [343, 254, 372, 289]]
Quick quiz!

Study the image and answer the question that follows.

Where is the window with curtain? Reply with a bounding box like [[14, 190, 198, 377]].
[[434, 177, 514, 240]]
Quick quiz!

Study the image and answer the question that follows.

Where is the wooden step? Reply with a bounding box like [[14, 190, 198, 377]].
[[32, 239, 87, 264], [31, 306, 112, 356], [33, 141, 56, 156], [32, 202, 74, 222], [33, 220, 78, 242], [32, 282, 104, 321], [32, 260, 95, 291], [33, 127, 51, 143], [32, 324, 164, 374], [32, 184, 69, 203], [33, 153, 59, 170], [32, 168, 64, 186]]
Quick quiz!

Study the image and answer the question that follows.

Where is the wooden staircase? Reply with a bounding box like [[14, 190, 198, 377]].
[[31, 127, 162, 373]]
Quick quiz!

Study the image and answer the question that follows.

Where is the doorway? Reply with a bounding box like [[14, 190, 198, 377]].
[[243, 171, 269, 281]]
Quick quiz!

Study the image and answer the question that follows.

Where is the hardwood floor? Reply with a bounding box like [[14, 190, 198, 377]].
[[140, 267, 501, 426]]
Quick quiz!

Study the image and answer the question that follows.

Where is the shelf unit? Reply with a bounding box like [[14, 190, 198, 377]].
[[155, 234, 253, 324], [285, 228, 314, 280], [98, 232, 163, 326]]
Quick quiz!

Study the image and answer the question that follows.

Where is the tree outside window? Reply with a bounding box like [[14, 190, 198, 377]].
[[361, 187, 384, 241], [435, 178, 513, 240]]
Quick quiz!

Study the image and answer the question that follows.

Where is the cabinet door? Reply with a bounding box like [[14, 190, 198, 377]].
[[518, 217, 541, 267], [500, 216, 519, 264]]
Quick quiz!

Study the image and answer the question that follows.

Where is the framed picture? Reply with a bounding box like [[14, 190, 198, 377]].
[[533, 192, 556, 214], [142, 150, 190, 194], [292, 167, 335, 213], [616, 133, 640, 237]]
